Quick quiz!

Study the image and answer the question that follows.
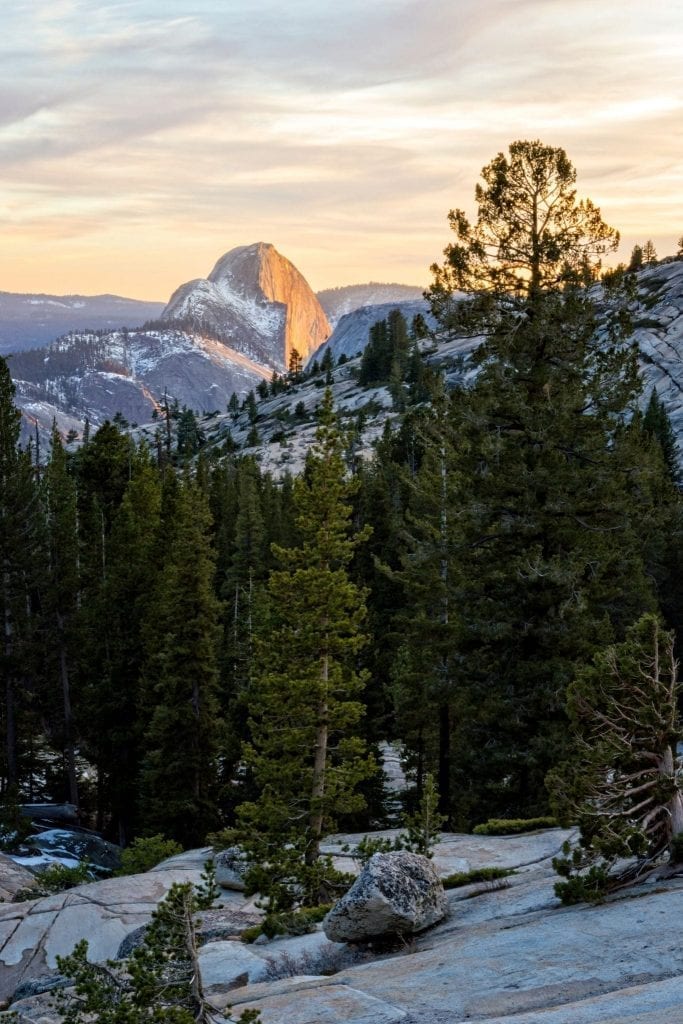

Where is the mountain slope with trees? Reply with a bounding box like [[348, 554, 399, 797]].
[[0, 142, 682, 894]]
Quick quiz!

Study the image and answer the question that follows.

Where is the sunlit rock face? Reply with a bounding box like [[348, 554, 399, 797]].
[[162, 242, 331, 371]]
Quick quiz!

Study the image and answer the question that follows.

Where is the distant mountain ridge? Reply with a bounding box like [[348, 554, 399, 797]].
[[5, 248, 435, 444], [317, 282, 426, 326], [0, 292, 165, 354], [11, 257, 683, 465]]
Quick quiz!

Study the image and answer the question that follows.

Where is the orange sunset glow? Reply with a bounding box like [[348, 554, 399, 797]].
[[1, 0, 682, 300]]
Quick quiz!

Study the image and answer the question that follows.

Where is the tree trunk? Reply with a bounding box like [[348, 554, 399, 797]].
[[438, 702, 450, 819], [662, 745, 683, 838], [57, 612, 79, 809], [307, 650, 329, 867], [3, 572, 17, 788]]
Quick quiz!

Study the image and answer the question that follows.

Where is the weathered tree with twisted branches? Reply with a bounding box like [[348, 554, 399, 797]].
[[550, 614, 683, 903]]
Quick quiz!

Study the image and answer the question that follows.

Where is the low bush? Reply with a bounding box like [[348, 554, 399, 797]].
[[115, 834, 183, 876], [16, 860, 93, 900], [442, 866, 515, 889], [262, 941, 371, 980], [241, 904, 332, 943], [473, 816, 558, 836]]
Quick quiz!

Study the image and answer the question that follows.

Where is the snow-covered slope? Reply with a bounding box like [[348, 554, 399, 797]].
[[162, 243, 330, 369], [10, 327, 270, 444]]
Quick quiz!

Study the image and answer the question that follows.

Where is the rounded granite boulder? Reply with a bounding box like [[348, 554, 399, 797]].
[[323, 850, 448, 943]]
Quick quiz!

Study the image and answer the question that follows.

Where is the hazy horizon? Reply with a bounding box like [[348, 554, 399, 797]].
[[1, 1, 681, 300]]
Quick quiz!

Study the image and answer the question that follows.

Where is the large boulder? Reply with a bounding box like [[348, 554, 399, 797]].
[[323, 851, 447, 943], [24, 829, 121, 875]]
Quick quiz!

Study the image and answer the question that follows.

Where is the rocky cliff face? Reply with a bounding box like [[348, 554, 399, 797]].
[[162, 243, 331, 370]]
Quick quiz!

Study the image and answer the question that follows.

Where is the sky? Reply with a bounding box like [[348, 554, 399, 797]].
[[1, 0, 681, 300]]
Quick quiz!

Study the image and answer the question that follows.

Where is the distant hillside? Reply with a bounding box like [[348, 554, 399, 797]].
[[0, 292, 165, 354], [316, 283, 425, 326], [310, 300, 435, 365]]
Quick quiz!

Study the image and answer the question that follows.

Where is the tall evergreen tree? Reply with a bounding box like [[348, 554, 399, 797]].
[[138, 477, 223, 846], [238, 390, 374, 904], [0, 358, 42, 794], [42, 426, 81, 807], [387, 391, 462, 820], [424, 141, 662, 821], [643, 389, 679, 482], [89, 455, 163, 843]]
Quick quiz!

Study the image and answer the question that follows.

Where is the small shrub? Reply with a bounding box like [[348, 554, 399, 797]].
[[464, 879, 512, 898], [194, 860, 220, 909], [240, 923, 263, 944], [553, 862, 610, 905], [402, 774, 445, 857], [115, 834, 182, 876], [17, 860, 94, 899], [473, 816, 558, 836], [241, 904, 332, 942], [354, 834, 405, 865], [442, 866, 515, 890], [260, 904, 332, 939]]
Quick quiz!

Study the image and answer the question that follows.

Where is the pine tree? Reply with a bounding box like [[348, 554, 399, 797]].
[[138, 478, 224, 846], [90, 455, 163, 843], [0, 357, 43, 794], [550, 615, 683, 903], [42, 426, 81, 807], [642, 239, 658, 264], [429, 139, 619, 331], [238, 390, 374, 905], [643, 389, 679, 482], [55, 875, 260, 1023], [220, 459, 269, 791], [424, 141, 661, 821], [387, 392, 462, 821]]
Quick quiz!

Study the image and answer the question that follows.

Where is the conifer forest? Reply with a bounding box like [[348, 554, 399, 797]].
[[2, 141, 683, 903]]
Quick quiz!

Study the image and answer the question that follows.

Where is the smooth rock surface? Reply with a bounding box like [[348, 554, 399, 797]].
[[323, 851, 448, 942], [0, 854, 37, 903], [7, 829, 683, 1024], [0, 855, 212, 1002], [197, 940, 268, 991]]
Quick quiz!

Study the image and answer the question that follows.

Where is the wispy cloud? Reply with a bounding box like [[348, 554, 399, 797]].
[[1, 0, 681, 297]]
